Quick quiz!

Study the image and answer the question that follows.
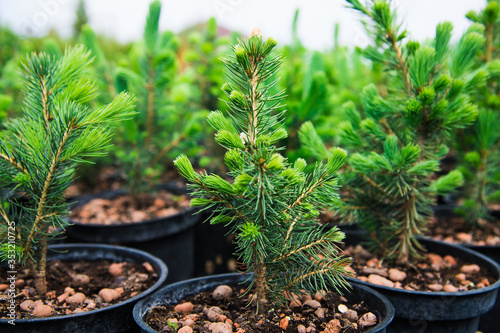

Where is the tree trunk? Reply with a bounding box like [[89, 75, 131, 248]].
[[254, 257, 268, 314], [33, 236, 48, 295]]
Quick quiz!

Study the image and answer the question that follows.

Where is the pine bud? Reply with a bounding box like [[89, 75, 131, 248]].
[[262, 37, 278, 57], [250, 27, 262, 38], [465, 151, 481, 167], [448, 79, 464, 100], [235, 45, 250, 70], [270, 128, 288, 143], [234, 173, 253, 192], [465, 10, 478, 22], [221, 82, 232, 94], [432, 99, 448, 117], [204, 174, 234, 194], [418, 86, 435, 105], [281, 168, 304, 185], [267, 153, 285, 170], [484, 2, 500, 24], [433, 75, 451, 92], [240, 222, 261, 241], [293, 158, 307, 172], [225, 149, 244, 171], [406, 40, 420, 55], [190, 198, 212, 207], [174, 154, 197, 181], [327, 147, 347, 173], [230, 90, 246, 108], [405, 99, 422, 117], [256, 135, 271, 147], [216, 130, 245, 149]]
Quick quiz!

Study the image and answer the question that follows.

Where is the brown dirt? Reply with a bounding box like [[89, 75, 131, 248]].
[[426, 214, 500, 246], [69, 190, 190, 225], [144, 285, 382, 333], [342, 244, 496, 292], [0, 259, 158, 319]]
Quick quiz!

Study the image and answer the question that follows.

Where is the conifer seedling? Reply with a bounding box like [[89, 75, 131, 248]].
[[0, 46, 136, 295], [457, 0, 500, 228], [301, 0, 481, 264], [175, 30, 352, 312]]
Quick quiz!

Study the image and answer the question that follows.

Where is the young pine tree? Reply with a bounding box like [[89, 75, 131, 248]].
[[0, 46, 135, 295], [174, 30, 352, 312], [457, 1, 500, 227], [301, 0, 481, 264], [115, 1, 197, 208]]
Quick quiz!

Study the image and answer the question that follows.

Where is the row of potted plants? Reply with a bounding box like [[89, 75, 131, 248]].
[[1, 0, 499, 332]]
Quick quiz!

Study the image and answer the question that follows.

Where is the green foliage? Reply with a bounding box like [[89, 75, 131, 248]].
[[456, 0, 500, 227], [0, 46, 135, 294], [307, 0, 480, 264], [111, 1, 203, 207], [175, 32, 352, 312]]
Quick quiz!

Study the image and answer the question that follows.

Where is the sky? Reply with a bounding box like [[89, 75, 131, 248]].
[[0, 0, 486, 50]]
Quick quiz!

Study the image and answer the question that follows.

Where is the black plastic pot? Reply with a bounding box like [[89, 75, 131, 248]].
[[0, 243, 167, 333], [344, 231, 500, 333], [194, 208, 237, 277], [133, 272, 395, 333], [432, 204, 500, 333], [65, 182, 200, 283]]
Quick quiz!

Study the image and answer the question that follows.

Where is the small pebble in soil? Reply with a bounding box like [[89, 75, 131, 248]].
[[108, 263, 123, 276], [443, 284, 458, 292], [315, 307, 326, 319], [279, 316, 289, 330], [67, 292, 86, 304], [337, 304, 348, 313], [15, 279, 25, 288], [72, 274, 90, 286], [461, 264, 480, 274], [178, 327, 193, 333], [208, 322, 232, 333], [343, 309, 359, 321], [358, 312, 377, 328], [142, 261, 154, 273], [174, 302, 194, 314], [65, 287, 75, 295], [0, 284, 8, 291], [297, 324, 307, 333], [456, 232, 473, 243], [20, 300, 35, 312], [427, 284, 443, 292], [99, 288, 119, 302], [314, 290, 325, 302], [290, 298, 302, 308], [443, 255, 457, 266], [455, 273, 466, 282], [212, 285, 232, 300], [303, 299, 321, 309], [368, 274, 395, 287], [388, 268, 407, 282], [32, 304, 53, 317], [324, 318, 342, 333]]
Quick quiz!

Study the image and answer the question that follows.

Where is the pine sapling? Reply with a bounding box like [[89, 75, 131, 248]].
[[301, 0, 481, 264], [175, 30, 352, 313], [0, 46, 135, 295], [457, 1, 500, 227]]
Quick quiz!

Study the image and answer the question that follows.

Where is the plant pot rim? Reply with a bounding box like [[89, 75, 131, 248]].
[[347, 236, 500, 296], [133, 272, 395, 333], [0, 243, 168, 324]]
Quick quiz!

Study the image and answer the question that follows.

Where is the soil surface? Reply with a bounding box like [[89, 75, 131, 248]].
[[426, 214, 500, 246], [70, 189, 190, 225], [144, 284, 382, 333], [0, 259, 158, 319], [342, 244, 496, 292]]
